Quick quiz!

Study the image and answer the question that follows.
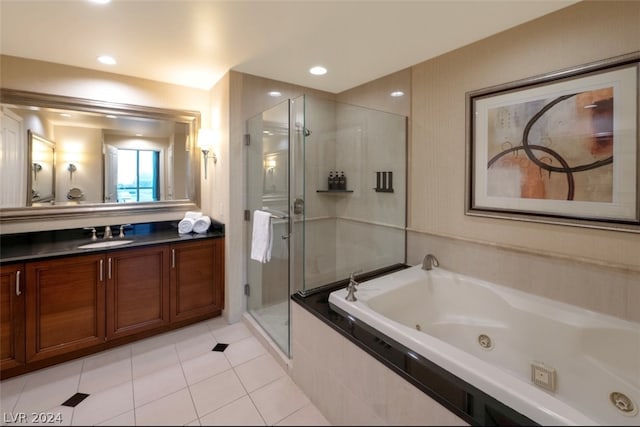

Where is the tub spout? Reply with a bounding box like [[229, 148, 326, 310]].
[[422, 254, 439, 270]]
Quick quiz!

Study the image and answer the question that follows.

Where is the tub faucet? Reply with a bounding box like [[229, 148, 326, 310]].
[[345, 272, 359, 302], [422, 254, 439, 270]]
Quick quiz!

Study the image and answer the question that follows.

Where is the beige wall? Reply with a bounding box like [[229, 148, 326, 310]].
[[409, 1, 640, 271]]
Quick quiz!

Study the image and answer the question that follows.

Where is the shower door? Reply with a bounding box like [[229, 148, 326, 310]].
[[245, 99, 296, 356]]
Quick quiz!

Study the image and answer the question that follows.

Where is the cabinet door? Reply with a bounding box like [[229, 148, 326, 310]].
[[1, 263, 25, 371], [170, 238, 224, 322], [26, 254, 105, 362], [106, 245, 170, 339]]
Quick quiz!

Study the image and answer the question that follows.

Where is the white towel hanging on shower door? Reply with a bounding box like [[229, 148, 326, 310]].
[[251, 210, 273, 263]]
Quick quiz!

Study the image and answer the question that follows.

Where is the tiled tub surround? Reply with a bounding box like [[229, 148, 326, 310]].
[[292, 264, 541, 426], [406, 231, 640, 324], [328, 265, 640, 426], [292, 288, 471, 426]]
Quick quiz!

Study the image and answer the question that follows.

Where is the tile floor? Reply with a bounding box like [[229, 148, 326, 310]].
[[0, 317, 331, 426]]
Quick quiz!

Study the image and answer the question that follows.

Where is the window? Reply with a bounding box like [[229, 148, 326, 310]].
[[117, 149, 160, 202]]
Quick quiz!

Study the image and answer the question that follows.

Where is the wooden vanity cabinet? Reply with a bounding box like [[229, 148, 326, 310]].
[[106, 245, 170, 340], [25, 254, 106, 363], [1, 263, 25, 370], [2, 236, 224, 378], [170, 238, 224, 322]]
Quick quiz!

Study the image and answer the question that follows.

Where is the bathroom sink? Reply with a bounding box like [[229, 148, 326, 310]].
[[77, 240, 134, 249]]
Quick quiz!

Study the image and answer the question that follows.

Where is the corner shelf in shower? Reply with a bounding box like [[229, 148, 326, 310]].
[[316, 189, 353, 194]]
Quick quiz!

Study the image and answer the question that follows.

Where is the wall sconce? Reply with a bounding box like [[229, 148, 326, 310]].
[[67, 163, 77, 180], [265, 159, 276, 174], [32, 163, 42, 181], [198, 128, 217, 179]]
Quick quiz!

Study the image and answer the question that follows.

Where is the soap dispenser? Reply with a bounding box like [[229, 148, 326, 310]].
[[339, 171, 346, 190]]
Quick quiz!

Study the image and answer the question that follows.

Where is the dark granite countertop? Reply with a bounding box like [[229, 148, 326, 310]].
[[0, 220, 225, 263]]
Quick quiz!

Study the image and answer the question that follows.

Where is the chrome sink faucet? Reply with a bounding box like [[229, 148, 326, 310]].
[[103, 225, 113, 239], [119, 224, 131, 238], [422, 254, 439, 270]]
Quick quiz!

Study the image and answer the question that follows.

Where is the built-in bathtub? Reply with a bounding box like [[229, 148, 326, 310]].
[[328, 264, 640, 426]]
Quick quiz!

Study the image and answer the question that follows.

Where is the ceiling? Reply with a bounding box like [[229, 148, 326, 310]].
[[0, 0, 579, 94]]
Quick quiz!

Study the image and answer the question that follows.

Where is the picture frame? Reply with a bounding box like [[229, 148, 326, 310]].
[[465, 52, 640, 233]]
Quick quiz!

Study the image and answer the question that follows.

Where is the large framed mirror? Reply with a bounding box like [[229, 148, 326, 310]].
[[0, 89, 201, 223]]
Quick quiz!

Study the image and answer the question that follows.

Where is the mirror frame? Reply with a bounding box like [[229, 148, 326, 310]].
[[0, 88, 201, 223]]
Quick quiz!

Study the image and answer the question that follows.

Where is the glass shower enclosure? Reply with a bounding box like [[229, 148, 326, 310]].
[[245, 95, 407, 357]]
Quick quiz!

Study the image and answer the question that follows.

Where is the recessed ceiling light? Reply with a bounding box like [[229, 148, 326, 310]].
[[88, 0, 111, 4], [60, 113, 72, 117], [390, 91, 405, 97], [106, 115, 117, 119], [97, 55, 116, 65], [268, 91, 282, 97], [309, 66, 327, 76]]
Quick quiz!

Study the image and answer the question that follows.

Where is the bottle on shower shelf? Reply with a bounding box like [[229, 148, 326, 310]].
[[328, 170, 335, 190], [338, 171, 346, 190]]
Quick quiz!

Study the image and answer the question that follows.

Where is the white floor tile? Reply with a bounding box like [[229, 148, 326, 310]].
[[210, 322, 253, 344], [79, 346, 132, 394], [95, 410, 135, 426], [189, 369, 246, 418], [223, 336, 267, 367], [130, 332, 176, 356], [133, 364, 187, 407], [275, 402, 332, 426], [134, 388, 197, 426], [198, 395, 266, 426], [0, 373, 28, 414], [234, 353, 286, 393], [71, 381, 133, 426], [250, 376, 310, 425], [14, 360, 83, 414], [181, 351, 232, 386], [131, 344, 180, 379], [174, 330, 217, 363], [1, 318, 331, 427], [204, 315, 230, 332]]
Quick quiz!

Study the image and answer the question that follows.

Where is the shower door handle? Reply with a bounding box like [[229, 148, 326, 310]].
[[282, 234, 290, 240]]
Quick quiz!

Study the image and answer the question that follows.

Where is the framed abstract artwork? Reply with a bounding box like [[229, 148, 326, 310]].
[[465, 52, 640, 232]]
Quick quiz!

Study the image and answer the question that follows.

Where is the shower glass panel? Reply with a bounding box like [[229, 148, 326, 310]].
[[245, 94, 406, 357], [245, 100, 293, 356], [294, 96, 407, 293]]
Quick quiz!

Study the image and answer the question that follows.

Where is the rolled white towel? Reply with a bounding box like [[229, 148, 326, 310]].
[[184, 211, 203, 220], [178, 217, 196, 234], [193, 215, 211, 234]]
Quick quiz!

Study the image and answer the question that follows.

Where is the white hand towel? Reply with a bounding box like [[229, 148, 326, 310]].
[[193, 215, 211, 234], [184, 211, 203, 220], [178, 217, 195, 234], [251, 210, 273, 263]]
